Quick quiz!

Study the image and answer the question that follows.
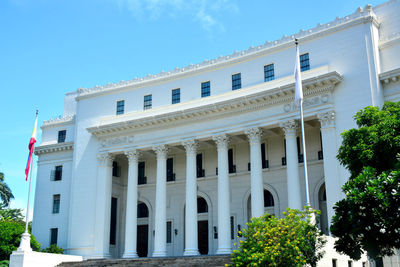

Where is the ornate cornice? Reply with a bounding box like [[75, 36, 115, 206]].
[[318, 111, 336, 129], [87, 71, 342, 137], [75, 6, 373, 101], [379, 67, 400, 84], [34, 142, 74, 155], [245, 127, 262, 145], [42, 115, 75, 129], [280, 120, 298, 137]]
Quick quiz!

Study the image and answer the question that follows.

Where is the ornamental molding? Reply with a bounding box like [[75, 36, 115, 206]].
[[279, 120, 298, 137], [87, 71, 342, 137], [124, 149, 141, 161], [379, 67, 400, 85], [317, 111, 336, 128], [75, 6, 374, 101], [42, 115, 75, 129], [181, 140, 199, 155], [283, 94, 330, 113], [379, 32, 400, 49], [97, 152, 115, 166], [34, 142, 74, 155], [245, 127, 262, 145], [100, 135, 134, 148], [212, 134, 230, 149], [153, 144, 169, 159]]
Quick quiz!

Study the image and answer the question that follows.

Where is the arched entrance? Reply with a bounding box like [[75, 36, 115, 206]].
[[137, 202, 149, 257], [247, 189, 275, 222], [318, 184, 329, 235]]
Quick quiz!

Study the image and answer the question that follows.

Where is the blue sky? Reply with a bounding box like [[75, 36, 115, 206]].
[[0, 0, 387, 220]]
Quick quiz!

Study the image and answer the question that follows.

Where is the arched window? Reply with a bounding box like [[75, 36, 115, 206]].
[[197, 197, 208, 213], [137, 202, 149, 218], [264, 190, 274, 207], [247, 189, 276, 221]]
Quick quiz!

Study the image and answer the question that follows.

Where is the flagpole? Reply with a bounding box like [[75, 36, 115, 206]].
[[295, 39, 311, 208], [24, 144, 34, 234]]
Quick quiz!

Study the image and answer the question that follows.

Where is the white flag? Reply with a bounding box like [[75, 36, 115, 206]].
[[294, 44, 303, 106]]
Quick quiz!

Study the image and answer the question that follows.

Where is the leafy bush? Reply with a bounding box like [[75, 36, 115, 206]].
[[229, 208, 325, 267], [42, 244, 64, 254], [0, 219, 41, 261], [0, 260, 9, 267]]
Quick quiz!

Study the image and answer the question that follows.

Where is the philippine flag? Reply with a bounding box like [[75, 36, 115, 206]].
[[25, 112, 38, 180]]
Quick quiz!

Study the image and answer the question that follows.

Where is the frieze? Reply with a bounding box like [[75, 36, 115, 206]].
[[100, 136, 134, 148], [283, 94, 330, 112]]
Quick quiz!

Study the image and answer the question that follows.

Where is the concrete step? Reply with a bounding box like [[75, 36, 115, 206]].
[[58, 255, 232, 267]]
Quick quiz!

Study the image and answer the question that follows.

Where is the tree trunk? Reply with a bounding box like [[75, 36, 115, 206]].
[[374, 257, 383, 267]]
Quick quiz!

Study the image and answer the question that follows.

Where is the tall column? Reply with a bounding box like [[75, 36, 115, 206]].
[[245, 127, 264, 218], [93, 152, 114, 258], [122, 149, 141, 258], [212, 134, 232, 255], [318, 111, 342, 231], [280, 120, 302, 210], [182, 140, 200, 256], [152, 145, 169, 257]]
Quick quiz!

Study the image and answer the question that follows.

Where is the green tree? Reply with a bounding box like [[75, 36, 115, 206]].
[[0, 172, 14, 207], [229, 208, 325, 267], [0, 219, 41, 261], [331, 102, 400, 267], [0, 204, 24, 222]]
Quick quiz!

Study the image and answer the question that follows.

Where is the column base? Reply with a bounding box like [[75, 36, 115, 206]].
[[216, 247, 232, 255], [122, 251, 138, 258], [152, 251, 167, 257], [17, 232, 32, 252], [183, 248, 200, 256]]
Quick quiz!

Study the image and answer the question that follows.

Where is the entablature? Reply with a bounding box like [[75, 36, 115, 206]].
[[41, 115, 75, 129], [35, 142, 74, 155], [87, 70, 342, 137], [380, 67, 400, 84]]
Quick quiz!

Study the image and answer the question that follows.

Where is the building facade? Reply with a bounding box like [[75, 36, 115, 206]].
[[33, 0, 400, 260]]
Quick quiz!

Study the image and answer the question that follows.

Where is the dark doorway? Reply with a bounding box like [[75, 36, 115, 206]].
[[137, 225, 148, 257], [198, 220, 209, 255]]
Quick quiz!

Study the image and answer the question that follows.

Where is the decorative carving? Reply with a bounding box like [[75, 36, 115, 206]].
[[76, 6, 373, 99], [153, 145, 169, 159], [100, 136, 134, 148], [318, 111, 336, 128], [42, 115, 75, 127], [283, 94, 330, 112], [97, 152, 115, 166], [181, 140, 199, 156], [212, 134, 230, 149], [280, 120, 298, 137], [124, 149, 141, 162], [34, 142, 74, 155], [245, 127, 262, 145]]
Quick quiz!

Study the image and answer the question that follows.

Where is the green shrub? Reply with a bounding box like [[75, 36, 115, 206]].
[[0, 219, 41, 261], [42, 244, 64, 254], [229, 208, 325, 267], [0, 260, 9, 267]]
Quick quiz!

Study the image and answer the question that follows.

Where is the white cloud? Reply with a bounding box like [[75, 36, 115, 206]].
[[113, 0, 239, 32]]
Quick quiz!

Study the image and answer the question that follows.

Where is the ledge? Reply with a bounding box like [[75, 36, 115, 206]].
[[380, 67, 400, 84], [87, 70, 342, 137], [41, 115, 75, 129], [35, 142, 74, 155]]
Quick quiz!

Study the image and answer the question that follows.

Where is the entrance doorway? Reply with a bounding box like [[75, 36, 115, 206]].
[[137, 225, 148, 257], [198, 220, 208, 255]]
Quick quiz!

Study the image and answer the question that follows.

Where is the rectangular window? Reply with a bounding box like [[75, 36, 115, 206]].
[[261, 143, 268, 169], [52, 194, 60, 214], [282, 139, 287, 166], [196, 153, 204, 178], [138, 162, 146, 185], [230, 216, 235, 239], [332, 259, 337, 267], [57, 130, 66, 143], [110, 197, 117, 245], [297, 137, 304, 163], [112, 161, 121, 177], [144, 94, 152, 110], [166, 158, 175, 181], [264, 64, 275, 82], [171, 88, 180, 104], [300, 53, 310, 72], [201, 81, 210, 98], [116, 100, 124, 115], [228, 149, 236, 173], [54, 165, 62, 181], [232, 73, 241, 90], [348, 261, 353, 267], [50, 228, 58, 245], [166, 221, 172, 243]]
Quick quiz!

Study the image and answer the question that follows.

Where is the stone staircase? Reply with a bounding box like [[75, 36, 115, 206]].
[[58, 255, 232, 267]]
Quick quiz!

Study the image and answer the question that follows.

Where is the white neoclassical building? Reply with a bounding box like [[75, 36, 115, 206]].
[[32, 0, 400, 260]]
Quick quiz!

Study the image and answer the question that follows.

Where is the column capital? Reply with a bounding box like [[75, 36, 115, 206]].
[[318, 111, 336, 129], [279, 120, 298, 137], [97, 152, 115, 167], [153, 144, 169, 159], [245, 127, 263, 145], [182, 139, 199, 156], [124, 149, 141, 162], [212, 134, 230, 149]]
